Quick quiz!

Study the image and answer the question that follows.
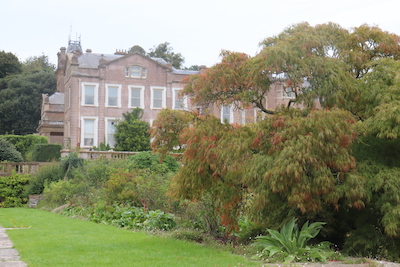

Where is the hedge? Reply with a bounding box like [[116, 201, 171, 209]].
[[32, 144, 62, 162], [3, 135, 48, 160]]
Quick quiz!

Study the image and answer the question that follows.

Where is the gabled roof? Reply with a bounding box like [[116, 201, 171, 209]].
[[77, 53, 123, 68], [74, 52, 200, 75]]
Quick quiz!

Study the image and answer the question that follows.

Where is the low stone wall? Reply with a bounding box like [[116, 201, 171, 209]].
[[0, 162, 52, 176], [28, 195, 44, 208]]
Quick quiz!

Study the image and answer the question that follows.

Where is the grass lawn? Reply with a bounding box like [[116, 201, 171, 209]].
[[0, 208, 261, 267]]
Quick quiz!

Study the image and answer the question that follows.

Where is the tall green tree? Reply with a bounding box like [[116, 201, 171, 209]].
[[0, 70, 56, 134], [148, 42, 185, 69], [22, 55, 55, 73], [114, 108, 150, 152], [0, 51, 21, 79]]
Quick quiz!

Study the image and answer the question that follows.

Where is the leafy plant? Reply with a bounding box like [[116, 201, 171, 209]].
[[114, 108, 150, 152], [0, 172, 30, 207], [24, 163, 63, 195], [104, 168, 171, 211], [62, 203, 177, 231], [128, 151, 180, 174], [0, 138, 23, 162], [60, 152, 84, 179], [41, 179, 85, 206], [255, 218, 333, 263]]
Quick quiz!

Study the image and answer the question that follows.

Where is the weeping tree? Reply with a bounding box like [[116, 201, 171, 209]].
[[151, 22, 400, 259]]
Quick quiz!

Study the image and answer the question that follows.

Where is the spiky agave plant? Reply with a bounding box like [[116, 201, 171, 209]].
[[255, 218, 333, 262]]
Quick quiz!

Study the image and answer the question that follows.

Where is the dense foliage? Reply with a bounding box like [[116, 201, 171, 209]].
[[3, 134, 48, 161], [0, 172, 30, 207], [0, 54, 56, 135], [128, 42, 185, 69], [62, 204, 176, 231], [114, 108, 150, 152], [148, 42, 185, 69], [0, 70, 56, 135], [0, 138, 23, 162], [0, 51, 21, 80], [150, 23, 400, 261]]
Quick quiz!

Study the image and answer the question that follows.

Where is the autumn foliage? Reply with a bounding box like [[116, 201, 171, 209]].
[[150, 22, 400, 260]]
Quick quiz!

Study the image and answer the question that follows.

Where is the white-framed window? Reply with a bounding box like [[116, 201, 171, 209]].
[[105, 84, 121, 107], [81, 116, 98, 148], [105, 118, 118, 148], [239, 109, 246, 125], [125, 65, 147, 78], [282, 86, 295, 98], [173, 88, 187, 110], [151, 87, 166, 109], [128, 85, 145, 108], [221, 105, 233, 123], [81, 83, 99, 106]]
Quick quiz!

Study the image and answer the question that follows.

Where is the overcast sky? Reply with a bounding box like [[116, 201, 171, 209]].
[[2, 0, 399, 68]]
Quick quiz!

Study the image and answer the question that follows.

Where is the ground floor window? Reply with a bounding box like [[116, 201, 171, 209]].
[[81, 117, 98, 148], [106, 119, 117, 148]]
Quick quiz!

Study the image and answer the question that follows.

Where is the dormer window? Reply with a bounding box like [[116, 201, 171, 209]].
[[125, 65, 147, 78]]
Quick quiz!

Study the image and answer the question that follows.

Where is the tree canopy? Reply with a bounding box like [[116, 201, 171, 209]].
[[127, 42, 186, 69], [148, 42, 185, 69], [22, 55, 55, 73], [0, 53, 57, 135], [182, 23, 400, 119], [151, 22, 400, 259], [0, 51, 21, 79]]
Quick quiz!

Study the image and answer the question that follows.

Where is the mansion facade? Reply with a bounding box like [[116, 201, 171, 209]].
[[38, 40, 299, 150]]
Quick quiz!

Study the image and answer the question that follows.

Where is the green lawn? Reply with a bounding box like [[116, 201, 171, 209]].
[[0, 208, 261, 267]]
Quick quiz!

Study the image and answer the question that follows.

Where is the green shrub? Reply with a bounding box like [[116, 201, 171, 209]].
[[69, 158, 122, 188], [25, 163, 63, 195], [235, 216, 265, 244], [104, 168, 171, 211], [42, 179, 85, 206], [0, 172, 30, 207], [0, 138, 23, 162], [128, 151, 180, 174], [3, 134, 48, 161], [32, 144, 62, 162], [114, 108, 150, 152], [60, 152, 84, 178]]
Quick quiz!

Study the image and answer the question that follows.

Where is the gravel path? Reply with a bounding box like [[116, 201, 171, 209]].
[[0, 227, 28, 267]]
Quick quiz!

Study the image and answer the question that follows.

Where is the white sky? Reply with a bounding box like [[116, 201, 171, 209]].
[[2, 0, 399, 68]]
